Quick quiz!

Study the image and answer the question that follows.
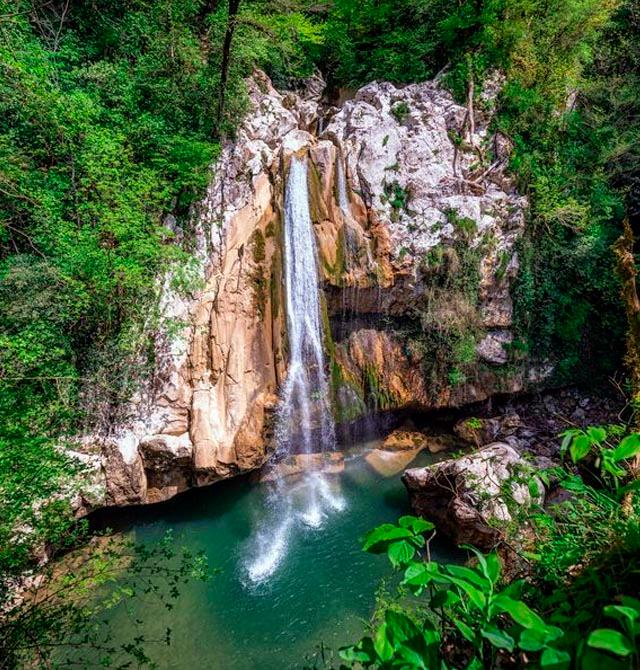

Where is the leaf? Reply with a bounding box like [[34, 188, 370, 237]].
[[374, 622, 394, 662], [587, 629, 634, 657], [570, 434, 592, 463], [387, 540, 416, 568], [362, 524, 413, 553], [621, 595, 640, 612], [493, 595, 546, 630], [560, 430, 577, 456], [587, 426, 607, 444], [601, 455, 627, 478], [403, 561, 441, 590], [481, 626, 515, 651], [446, 564, 491, 590], [398, 515, 435, 534], [603, 605, 639, 626], [518, 627, 547, 652], [339, 637, 376, 664], [485, 552, 502, 584], [452, 616, 476, 643], [385, 610, 422, 647], [540, 647, 571, 669], [612, 434, 640, 463], [430, 589, 461, 610], [618, 478, 640, 495], [445, 575, 487, 609]]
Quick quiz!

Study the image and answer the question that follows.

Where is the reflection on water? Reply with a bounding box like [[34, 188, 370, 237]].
[[90, 442, 458, 670]]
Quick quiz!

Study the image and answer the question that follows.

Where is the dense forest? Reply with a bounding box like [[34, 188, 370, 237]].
[[2, 0, 640, 668]]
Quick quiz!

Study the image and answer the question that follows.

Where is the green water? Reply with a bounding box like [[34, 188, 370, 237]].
[[99, 443, 456, 669]]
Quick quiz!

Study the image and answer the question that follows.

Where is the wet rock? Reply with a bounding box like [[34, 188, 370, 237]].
[[381, 429, 429, 450], [454, 413, 521, 446], [253, 452, 344, 483], [402, 443, 543, 551], [365, 447, 423, 477]]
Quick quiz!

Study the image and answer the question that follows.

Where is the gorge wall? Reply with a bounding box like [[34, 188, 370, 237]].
[[75, 70, 532, 511]]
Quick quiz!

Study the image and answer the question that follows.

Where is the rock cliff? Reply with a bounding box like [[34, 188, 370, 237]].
[[78, 70, 529, 509]]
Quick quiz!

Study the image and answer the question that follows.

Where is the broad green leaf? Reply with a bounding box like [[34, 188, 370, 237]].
[[540, 646, 571, 669], [485, 552, 501, 584], [446, 564, 491, 590], [385, 609, 422, 643], [481, 626, 515, 651], [452, 616, 475, 643], [621, 595, 640, 612], [587, 629, 633, 657], [362, 524, 413, 552], [403, 561, 441, 590], [518, 625, 563, 652], [603, 605, 639, 626], [494, 595, 546, 630], [587, 426, 607, 444], [430, 589, 461, 609], [387, 540, 416, 568], [612, 434, 640, 463], [618, 479, 640, 495], [463, 545, 489, 578], [446, 575, 487, 609], [602, 455, 627, 478], [395, 641, 428, 669], [560, 430, 576, 456], [339, 637, 376, 664], [374, 622, 394, 661], [570, 434, 592, 463], [398, 515, 435, 534]]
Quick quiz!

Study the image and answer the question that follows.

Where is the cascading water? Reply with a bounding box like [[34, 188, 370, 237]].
[[275, 155, 336, 470], [244, 154, 345, 586]]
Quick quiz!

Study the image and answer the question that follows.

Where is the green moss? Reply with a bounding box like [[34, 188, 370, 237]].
[[251, 229, 266, 264], [445, 208, 477, 238], [249, 229, 268, 318], [265, 221, 276, 238], [391, 101, 410, 123]]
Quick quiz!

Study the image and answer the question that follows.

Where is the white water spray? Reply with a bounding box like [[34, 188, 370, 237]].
[[243, 155, 344, 586]]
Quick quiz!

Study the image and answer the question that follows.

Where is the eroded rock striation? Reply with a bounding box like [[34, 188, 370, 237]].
[[77, 70, 530, 509]]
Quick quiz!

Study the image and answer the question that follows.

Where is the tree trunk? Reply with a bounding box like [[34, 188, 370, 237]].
[[217, 0, 241, 131], [614, 218, 640, 419], [614, 218, 640, 513]]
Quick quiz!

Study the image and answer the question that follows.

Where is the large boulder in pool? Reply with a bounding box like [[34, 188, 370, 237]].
[[402, 443, 544, 551]]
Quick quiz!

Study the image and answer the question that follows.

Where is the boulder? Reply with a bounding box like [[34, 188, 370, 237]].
[[402, 443, 543, 550], [365, 447, 423, 477], [453, 413, 521, 446], [381, 429, 430, 451]]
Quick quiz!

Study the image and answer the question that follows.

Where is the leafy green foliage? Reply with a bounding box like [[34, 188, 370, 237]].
[[342, 525, 570, 669], [339, 423, 640, 669], [362, 516, 434, 568], [560, 428, 640, 490]]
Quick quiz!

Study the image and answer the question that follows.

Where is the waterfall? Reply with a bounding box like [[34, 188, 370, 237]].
[[275, 155, 336, 465], [243, 155, 345, 586]]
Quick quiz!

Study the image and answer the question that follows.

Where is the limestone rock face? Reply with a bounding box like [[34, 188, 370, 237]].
[[320, 76, 528, 412], [80, 70, 531, 510], [402, 443, 543, 550]]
